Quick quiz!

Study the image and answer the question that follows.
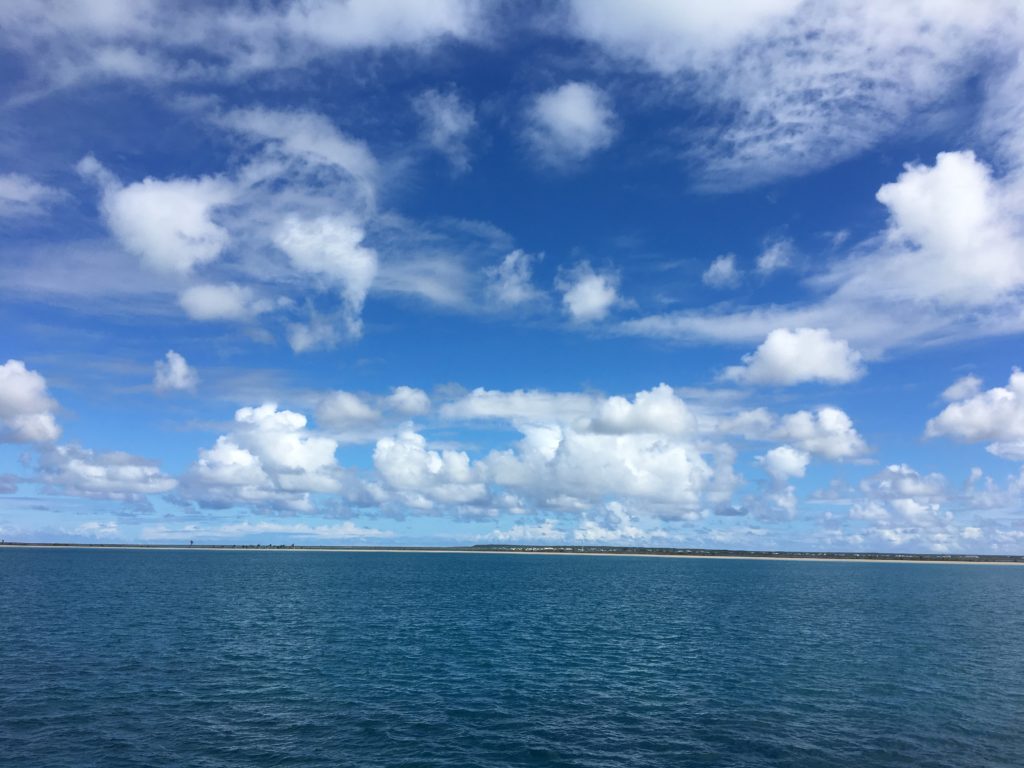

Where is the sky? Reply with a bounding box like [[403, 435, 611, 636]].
[[2, 1, 1024, 553]]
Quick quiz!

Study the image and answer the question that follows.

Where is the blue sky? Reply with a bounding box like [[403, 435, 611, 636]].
[[2, 0, 1024, 552]]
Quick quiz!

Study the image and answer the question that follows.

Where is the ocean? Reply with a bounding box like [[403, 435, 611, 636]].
[[1, 549, 1022, 767]]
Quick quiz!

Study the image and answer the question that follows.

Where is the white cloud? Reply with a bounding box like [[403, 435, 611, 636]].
[[525, 82, 617, 166], [724, 328, 864, 386], [926, 368, 1024, 458], [759, 445, 809, 483], [142, 519, 390, 541], [179, 283, 271, 321], [441, 388, 598, 426], [78, 155, 234, 274], [153, 350, 198, 393], [942, 374, 983, 402], [2, 0, 485, 91], [485, 519, 566, 543], [623, 150, 1024, 358], [316, 391, 379, 430], [0, 173, 61, 217], [0, 359, 60, 443], [557, 262, 620, 322], [218, 108, 377, 197], [385, 386, 431, 416], [373, 429, 487, 509], [412, 88, 476, 172], [273, 215, 378, 338], [40, 444, 176, 500], [569, 0, 1019, 188], [182, 403, 343, 511], [573, 502, 660, 543], [702, 253, 741, 288], [485, 250, 544, 307], [585, 383, 695, 436], [773, 407, 867, 460], [756, 240, 793, 274]]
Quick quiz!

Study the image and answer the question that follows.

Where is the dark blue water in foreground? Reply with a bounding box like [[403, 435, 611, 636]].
[[2, 551, 1023, 767]]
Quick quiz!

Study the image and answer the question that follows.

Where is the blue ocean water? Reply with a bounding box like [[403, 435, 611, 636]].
[[1, 550, 1023, 767]]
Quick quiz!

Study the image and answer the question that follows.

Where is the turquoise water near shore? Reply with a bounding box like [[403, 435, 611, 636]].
[[1, 549, 1022, 767]]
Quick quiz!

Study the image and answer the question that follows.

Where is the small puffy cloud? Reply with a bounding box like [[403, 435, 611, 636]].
[[0, 359, 60, 443], [0, 173, 61, 217], [758, 445, 810, 482], [485, 250, 544, 307], [181, 403, 343, 512], [942, 374, 983, 402], [412, 88, 476, 172], [926, 368, 1024, 458], [774, 407, 867, 460], [724, 328, 864, 386], [756, 239, 793, 274], [153, 350, 198, 393], [179, 283, 272, 321], [557, 262, 620, 322], [586, 384, 695, 436], [525, 82, 617, 166], [441, 388, 598, 425], [40, 444, 177, 500], [273, 215, 378, 338], [78, 155, 234, 274], [385, 386, 431, 416], [574, 503, 658, 543], [702, 253, 741, 288]]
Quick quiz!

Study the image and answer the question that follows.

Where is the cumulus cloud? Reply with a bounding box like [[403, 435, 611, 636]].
[[702, 253, 741, 288], [485, 250, 544, 307], [181, 403, 343, 512], [153, 350, 198, 393], [374, 429, 487, 509], [385, 386, 431, 416], [926, 368, 1024, 458], [758, 445, 809, 483], [557, 262, 620, 322], [0, 173, 61, 217], [316, 391, 380, 430], [40, 444, 177, 500], [412, 88, 476, 173], [0, 359, 60, 443], [726, 405, 868, 460], [724, 328, 864, 386], [524, 82, 617, 166], [78, 155, 234, 274]]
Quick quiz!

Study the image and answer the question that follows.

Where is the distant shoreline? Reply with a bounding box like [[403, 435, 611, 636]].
[[1, 542, 1022, 565]]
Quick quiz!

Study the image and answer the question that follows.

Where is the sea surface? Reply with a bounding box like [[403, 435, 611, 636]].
[[1, 549, 1023, 767]]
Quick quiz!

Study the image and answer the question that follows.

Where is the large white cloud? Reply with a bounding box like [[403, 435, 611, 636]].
[[373, 429, 487, 509], [926, 369, 1024, 458], [524, 82, 617, 167], [724, 328, 864, 386], [78, 156, 234, 274], [40, 444, 177, 500], [0, 359, 61, 443], [181, 403, 343, 511]]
